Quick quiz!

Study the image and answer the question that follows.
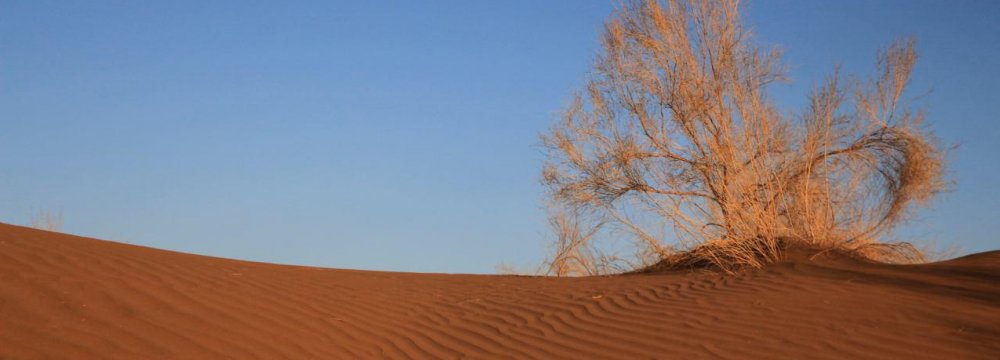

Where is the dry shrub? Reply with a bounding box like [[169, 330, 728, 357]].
[[29, 210, 64, 232], [543, 207, 662, 276], [542, 0, 945, 274]]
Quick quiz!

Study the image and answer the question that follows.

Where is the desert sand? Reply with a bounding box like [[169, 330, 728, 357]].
[[1, 222, 997, 359]]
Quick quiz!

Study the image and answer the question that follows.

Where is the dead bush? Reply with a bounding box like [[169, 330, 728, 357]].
[[542, 0, 945, 274]]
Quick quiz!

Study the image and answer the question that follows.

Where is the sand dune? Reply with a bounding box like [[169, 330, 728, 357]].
[[1, 223, 997, 359]]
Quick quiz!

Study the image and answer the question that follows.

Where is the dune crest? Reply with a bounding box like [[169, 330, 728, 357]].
[[1, 223, 997, 359]]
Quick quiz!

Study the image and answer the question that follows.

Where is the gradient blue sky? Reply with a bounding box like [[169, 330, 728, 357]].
[[2, 1, 997, 273]]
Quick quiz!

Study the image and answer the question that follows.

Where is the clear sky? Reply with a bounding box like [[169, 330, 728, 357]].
[[2, 1, 997, 273]]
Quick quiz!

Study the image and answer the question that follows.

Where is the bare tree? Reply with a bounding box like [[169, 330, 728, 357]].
[[542, 0, 944, 273]]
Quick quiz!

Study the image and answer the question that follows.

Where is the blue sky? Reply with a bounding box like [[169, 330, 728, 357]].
[[2, 1, 997, 273]]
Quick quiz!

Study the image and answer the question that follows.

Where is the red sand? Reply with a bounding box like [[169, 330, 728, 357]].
[[1, 223, 998, 359]]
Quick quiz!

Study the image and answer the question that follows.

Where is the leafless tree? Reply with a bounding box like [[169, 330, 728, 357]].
[[542, 0, 944, 273]]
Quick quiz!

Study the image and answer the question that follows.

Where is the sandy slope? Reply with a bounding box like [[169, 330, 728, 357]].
[[1, 223, 998, 359]]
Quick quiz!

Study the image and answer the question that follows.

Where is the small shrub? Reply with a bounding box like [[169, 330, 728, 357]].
[[29, 210, 64, 232]]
